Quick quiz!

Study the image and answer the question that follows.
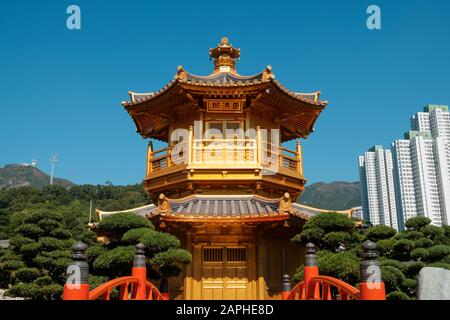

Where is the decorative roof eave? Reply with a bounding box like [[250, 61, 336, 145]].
[[292, 203, 353, 216], [96, 203, 157, 221], [122, 66, 327, 109], [95, 200, 353, 223], [268, 79, 328, 108], [122, 78, 180, 108]]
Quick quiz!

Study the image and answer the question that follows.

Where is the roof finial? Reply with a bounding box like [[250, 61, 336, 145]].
[[209, 37, 240, 74]]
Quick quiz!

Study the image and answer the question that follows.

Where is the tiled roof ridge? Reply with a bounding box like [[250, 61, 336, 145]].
[[122, 65, 327, 107]]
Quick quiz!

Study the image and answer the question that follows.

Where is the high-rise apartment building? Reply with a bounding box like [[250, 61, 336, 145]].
[[358, 146, 398, 229], [360, 105, 450, 230]]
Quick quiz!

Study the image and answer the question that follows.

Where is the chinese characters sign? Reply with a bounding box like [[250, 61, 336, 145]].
[[206, 99, 244, 113]]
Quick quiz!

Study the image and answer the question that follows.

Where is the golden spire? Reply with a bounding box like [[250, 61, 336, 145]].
[[209, 37, 240, 73]]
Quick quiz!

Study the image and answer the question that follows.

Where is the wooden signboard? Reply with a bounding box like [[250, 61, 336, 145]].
[[205, 99, 244, 113]]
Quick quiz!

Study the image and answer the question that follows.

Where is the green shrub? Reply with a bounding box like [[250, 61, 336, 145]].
[[97, 213, 152, 239], [9, 236, 34, 248], [37, 218, 61, 234], [50, 228, 72, 239], [140, 231, 180, 255], [404, 261, 425, 278], [323, 232, 351, 250], [86, 245, 107, 261], [50, 258, 72, 278], [33, 255, 53, 269], [316, 250, 360, 285], [122, 227, 153, 243], [93, 246, 135, 276], [7, 283, 41, 299], [381, 259, 406, 272], [41, 249, 71, 260], [442, 254, 450, 264], [2, 259, 26, 270], [427, 245, 450, 262], [14, 224, 43, 239], [23, 210, 63, 225], [302, 213, 355, 234], [152, 248, 192, 267], [405, 216, 431, 230], [7, 282, 63, 300], [401, 278, 417, 294], [386, 291, 410, 300], [20, 242, 41, 259], [38, 237, 66, 251], [33, 276, 53, 287], [413, 238, 434, 249], [392, 239, 414, 260], [410, 248, 429, 261], [14, 267, 41, 283], [292, 227, 324, 245], [381, 266, 406, 293], [366, 225, 397, 241], [395, 231, 423, 240], [426, 262, 450, 270], [422, 225, 445, 241], [376, 239, 396, 257], [293, 266, 304, 282], [41, 284, 63, 300]]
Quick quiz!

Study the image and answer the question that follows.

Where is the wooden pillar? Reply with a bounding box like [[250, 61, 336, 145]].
[[256, 126, 261, 165], [257, 231, 267, 300], [188, 125, 193, 165], [146, 141, 153, 176], [296, 140, 303, 176], [192, 243, 203, 300], [184, 232, 193, 300], [246, 242, 257, 300]]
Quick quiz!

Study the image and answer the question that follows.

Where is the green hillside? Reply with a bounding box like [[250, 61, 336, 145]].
[[299, 181, 361, 210], [0, 164, 74, 189]]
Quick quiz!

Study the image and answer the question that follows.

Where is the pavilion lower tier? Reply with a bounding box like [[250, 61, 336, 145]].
[[163, 219, 305, 300]]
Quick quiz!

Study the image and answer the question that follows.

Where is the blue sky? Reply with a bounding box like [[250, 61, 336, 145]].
[[1, 0, 450, 186]]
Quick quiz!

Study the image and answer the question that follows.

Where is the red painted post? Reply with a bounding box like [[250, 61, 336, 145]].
[[359, 240, 386, 300], [304, 243, 319, 300], [281, 274, 291, 300], [63, 242, 90, 300], [132, 243, 147, 300]]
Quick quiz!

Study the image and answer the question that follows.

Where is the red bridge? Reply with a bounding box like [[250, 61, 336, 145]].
[[63, 241, 385, 300]]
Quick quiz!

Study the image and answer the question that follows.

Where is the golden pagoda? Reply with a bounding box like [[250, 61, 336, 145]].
[[98, 37, 329, 300]]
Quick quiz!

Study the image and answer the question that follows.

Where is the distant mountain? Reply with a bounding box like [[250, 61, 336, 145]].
[[299, 181, 361, 210], [0, 164, 75, 189]]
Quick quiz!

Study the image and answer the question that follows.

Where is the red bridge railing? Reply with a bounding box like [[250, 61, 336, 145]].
[[282, 241, 386, 300], [63, 242, 165, 300]]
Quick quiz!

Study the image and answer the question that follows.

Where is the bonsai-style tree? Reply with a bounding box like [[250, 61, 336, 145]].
[[0, 205, 96, 300], [91, 212, 191, 292], [291, 212, 357, 251], [291, 213, 361, 284]]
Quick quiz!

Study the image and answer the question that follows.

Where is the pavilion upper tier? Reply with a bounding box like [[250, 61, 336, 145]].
[[122, 37, 328, 143]]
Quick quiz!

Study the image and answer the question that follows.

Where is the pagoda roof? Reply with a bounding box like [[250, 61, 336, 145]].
[[122, 38, 328, 142], [95, 194, 345, 223], [124, 67, 325, 108]]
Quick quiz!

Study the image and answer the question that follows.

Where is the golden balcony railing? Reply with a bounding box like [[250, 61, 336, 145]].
[[192, 139, 258, 165], [145, 129, 303, 177]]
